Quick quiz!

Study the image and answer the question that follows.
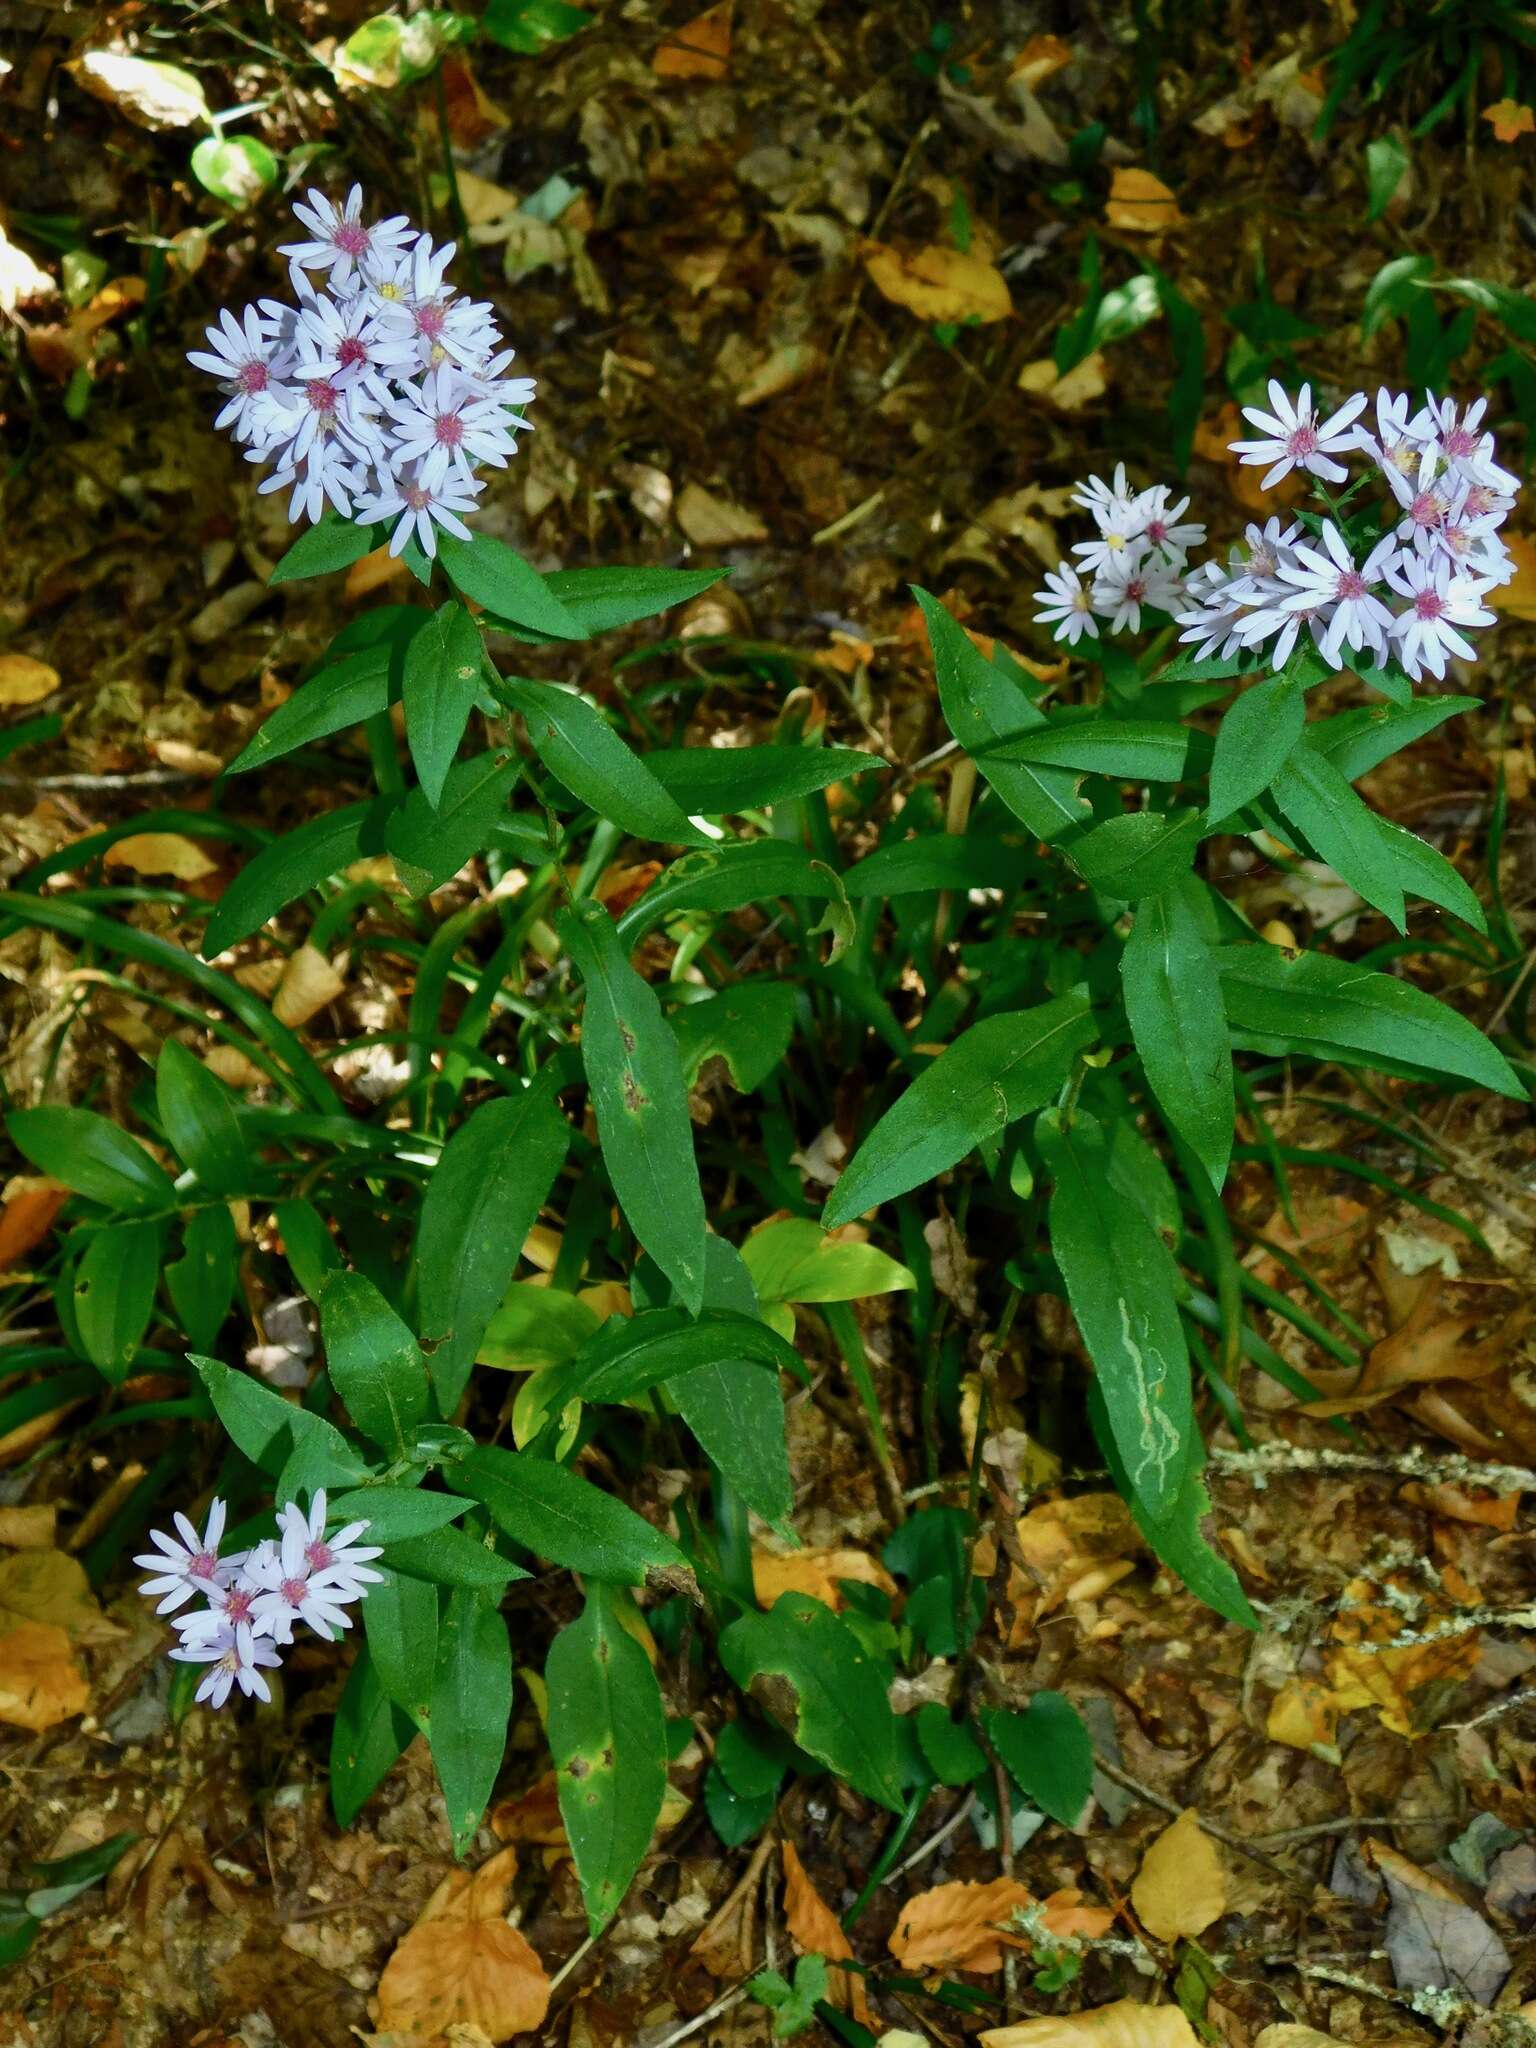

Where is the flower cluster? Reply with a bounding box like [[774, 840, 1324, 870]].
[[188, 186, 534, 559], [1034, 384, 1519, 684], [136, 1492, 380, 1709]]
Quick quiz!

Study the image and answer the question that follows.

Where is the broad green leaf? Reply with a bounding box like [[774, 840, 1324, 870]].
[[320, 1270, 433, 1458], [73, 1217, 163, 1383], [1217, 944, 1525, 1097], [438, 533, 581, 638], [331, 1649, 414, 1829], [505, 676, 710, 846], [1069, 808, 1204, 900], [824, 989, 1097, 1226], [1121, 880, 1234, 1190], [455, 1443, 686, 1583], [704, 1766, 777, 1847], [672, 1239, 793, 1531], [719, 1594, 904, 1812], [482, 0, 593, 53], [716, 1716, 794, 1798], [430, 1587, 511, 1856], [1375, 818, 1487, 931], [671, 984, 799, 1091], [385, 1524, 530, 1590], [6, 1106, 175, 1213], [542, 564, 726, 633], [615, 841, 841, 942], [273, 1197, 341, 1300], [984, 1693, 1094, 1826], [1037, 1107, 1192, 1522], [1206, 673, 1304, 822], [188, 1353, 372, 1493], [477, 1284, 603, 1373], [190, 133, 278, 209], [328, 1486, 472, 1542], [226, 651, 393, 774], [385, 749, 521, 899], [1105, 1113, 1181, 1247], [536, 1305, 801, 1415], [843, 831, 1029, 897], [914, 586, 1089, 840], [270, 512, 379, 586], [403, 600, 486, 808], [1365, 133, 1410, 222], [1307, 696, 1478, 782], [547, 1583, 667, 1932], [986, 720, 1201, 782], [1270, 748, 1405, 931], [562, 900, 707, 1314], [417, 1081, 572, 1410], [201, 799, 381, 956], [155, 1039, 248, 1192], [646, 744, 886, 815], [915, 1705, 987, 1788], [741, 1217, 914, 1306], [364, 1567, 438, 1729], [166, 1205, 238, 1352]]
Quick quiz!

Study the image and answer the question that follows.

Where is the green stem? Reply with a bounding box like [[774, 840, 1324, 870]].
[[842, 1788, 926, 1930]]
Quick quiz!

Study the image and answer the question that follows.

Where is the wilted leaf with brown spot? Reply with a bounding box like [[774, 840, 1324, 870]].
[[782, 1840, 866, 2024], [981, 2001, 1201, 2048], [752, 1547, 897, 1612], [0, 1621, 89, 1731], [862, 242, 1012, 325], [1130, 1811, 1228, 1941], [103, 834, 217, 881], [0, 1177, 68, 1271], [654, 2, 732, 80], [375, 1844, 551, 2041], [1104, 168, 1183, 232], [0, 655, 60, 707]]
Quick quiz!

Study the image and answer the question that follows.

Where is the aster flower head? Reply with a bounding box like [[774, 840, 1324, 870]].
[[1385, 551, 1499, 681], [1276, 522, 1399, 669], [169, 1619, 283, 1709], [135, 1499, 238, 1616], [1033, 563, 1099, 645], [1131, 485, 1205, 565], [1091, 549, 1182, 635], [280, 184, 413, 291], [1364, 387, 1435, 484], [1230, 379, 1368, 491]]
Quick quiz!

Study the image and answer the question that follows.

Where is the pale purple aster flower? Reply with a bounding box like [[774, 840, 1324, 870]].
[[135, 1499, 237, 1616], [1223, 517, 1302, 603], [289, 292, 394, 405], [1091, 550, 1182, 634], [1230, 380, 1367, 490], [386, 365, 527, 489], [256, 437, 368, 526], [169, 1619, 282, 1708], [187, 306, 293, 441], [354, 459, 484, 558], [1426, 394, 1519, 494], [171, 1571, 265, 1646], [1276, 521, 1398, 668], [1419, 481, 1514, 580], [1233, 594, 1329, 673], [1071, 463, 1136, 525], [1131, 485, 1205, 565], [1362, 387, 1435, 485], [1383, 447, 1454, 547], [1174, 561, 1248, 662], [247, 1491, 381, 1645], [280, 184, 412, 290], [1385, 553, 1499, 681], [1033, 563, 1099, 645]]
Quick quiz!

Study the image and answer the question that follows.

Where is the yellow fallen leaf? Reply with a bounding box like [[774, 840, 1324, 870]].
[[982, 2000, 1201, 2048], [1483, 98, 1535, 143], [272, 943, 345, 1028], [0, 1177, 68, 1271], [783, 1840, 867, 2025], [0, 1548, 118, 1643], [1010, 34, 1074, 89], [753, 1546, 897, 1612], [0, 1506, 58, 1549], [66, 51, 210, 130], [103, 833, 217, 881], [375, 1844, 551, 2040], [0, 1621, 89, 1731], [0, 654, 60, 707], [654, 0, 732, 79], [1266, 1676, 1339, 1751], [1104, 168, 1183, 232], [1017, 351, 1109, 411], [1324, 1575, 1479, 1736], [1255, 2028, 1362, 2048], [1493, 533, 1536, 618], [676, 482, 768, 546], [1130, 1810, 1227, 1941], [862, 242, 1012, 325]]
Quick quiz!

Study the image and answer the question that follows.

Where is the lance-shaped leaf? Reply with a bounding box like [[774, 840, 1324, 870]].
[[188, 1353, 372, 1495], [546, 1583, 668, 1932], [1307, 695, 1478, 782], [671, 1239, 793, 1530], [1269, 745, 1406, 931], [226, 650, 393, 775], [646, 743, 886, 815], [1121, 879, 1234, 1190], [542, 563, 728, 633], [364, 1567, 439, 1730], [985, 719, 1204, 783], [7, 1106, 175, 1214], [73, 1217, 163, 1383], [455, 1444, 685, 1583], [331, 1648, 415, 1829], [156, 1039, 249, 1193], [201, 799, 387, 957], [271, 512, 381, 585], [1070, 807, 1204, 900], [562, 900, 707, 1313], [320, 1270, 433, 1457], [430, 1586, 512, 1856], [438, 532, 584, 639], [615, 841, 842, 942], [1206, 671, 1304, 822], [402, 600, 488, 807], [505, 675, 710, 846], [535, 1304, 803, 1416]]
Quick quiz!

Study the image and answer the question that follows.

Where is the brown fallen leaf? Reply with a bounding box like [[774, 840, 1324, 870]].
[[890, 1876, 1036, 1972], [273, 944, 346, 1029], [0, 1177, 69, 1271], [1493, 534, 1536, 618], [1302, 1273, 1531, 1417], [0, 1621, 89, 1731], [736, 343, 823, 408], [103, 833, 217, 882], [0, 1548, 118, 1643], [491, 1771, 567, 1848], [1010, 35, 1074, 89], [0, 654, 61, 707], [1104, 168, 1183, 233], [1364, 1839, 1512, 2005], [1324, 1575, 1479, 1737], [1011, 1492, 1142, 1630], [782, 1840, 867, 2025], [982, 2000, 1201, 2048], [753, 1547, 897, 1612], [676, 482, 768, 546], [1483, 98, 1535, 142], [1130, 1811, 1228, 1942], [1017, 352, 1109, 412], [0, 1401, 86, 1469], [0, 1506, 58, 1549], [374, 1844, 551, 2041], [862, 242, 1012, 325], [439, 52, 509, 143], [654, 1, 732, 80]]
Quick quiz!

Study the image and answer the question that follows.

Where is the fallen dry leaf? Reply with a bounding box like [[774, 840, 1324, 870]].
[[1255, 2030, 1361, 2048], [1010, 1492, 1142, 1634], [0, 654, 60, 707], [66, 50, 210, 129], [654, 1, 732, 80], [1246, 1193, 1371, 1286], [491, 1772, 567, 1848], [783, 1840, 867, 2024], [1325, 1575, 1480, 1737], [1364, 1839, 1512, 2005], [0, 1176, 69, 1271], [0, 225, 56, 314], [736, 343, 822, 408], [1303, 1273, 1531, 1418], [1493, 534, 1536, 618], [1265, 1676, 1339, 1751], [0, 1506, 58, 1549], [1010, 35, 1074, 89], [1130, 1811, 1228, 1942], [103, 833, 217, 882], [981, 1998, 1201, 2048], [344, 544, 410, 601], [753, 1547, 897, 1612], [375, 1844, 551, 2041], [862, 242, 1012, 325], [0, 1621, 89, 1731], [273, 944, 346, 1029], [676, 482, 768, 546], [0, 1548, 118, 1643], [890, 1876, 1036, 1972], [1104, 168, 1182, 232], [439, 52, 509, 143], [1017, 351, 1109, 412], [1483, 98, 1535, 143]]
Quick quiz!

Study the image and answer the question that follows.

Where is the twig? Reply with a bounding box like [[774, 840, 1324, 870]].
[[650, 1985, 750, 2048], [1210, 1442, 1533, 1494], [546, 1929, 597, 1996], [1090, 1755, 1306, 1891], [890, 1790, 978, 1879]]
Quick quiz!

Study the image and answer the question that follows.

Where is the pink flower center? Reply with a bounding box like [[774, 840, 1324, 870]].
[[1409, 490, 1443, 528], [1250, 545, 1276, 576], [416, 301, 447, 339], [190, 1550, 219, 1581], [1285, 423, 1318, 458], [433, 411, 464, 449], [224, 1587, 255, 1623], [306, 377, 340, 414], [337, 335, 368, 370], [1466, 485, 1495, 516], [403, 483, 431, 511], [333, 220, 369, 258], [1124, 578, 1147, 603], [1336, 570, 1367, 602], [1146, 518, 1168, 544], [1414, 589, 1446, 621], [305, 1540, 334, 1572], [237, 360, 268, 396], [1443, 425, 1478, 459], [1446, 527, 1471, 554], [279, 1576, 308, 1606]]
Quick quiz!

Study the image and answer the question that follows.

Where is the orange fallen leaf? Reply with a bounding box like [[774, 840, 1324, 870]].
[[654, 1, 732, 80], [1325, 1574, 1480, 1736], [0, 1177, 69, 1271], [1017, 351, 1109, 412], [1246, 1193, 1370, 1287], [981, 2000, 1201, 2048], [1302, 1273, 1531, 1418], [783, 1840, 867, 2025], [1130, 1811, 1228, 1942], [890, 1876, 1037, 1972], [343, 543, 410, 601], [0, 654, 61, 707], [1265, 1676, 1340, 1751], [491, 1771, 567, 1847], [1104, 168, 1182, 233], [862, 242, 1012, 325], [753, 1546, 897, 1612], [0, 1621, 89, 1731], [1402, 1480, 1521, 1530], [1010, 34, 1074, 89], [1008, 1492, 1141, 1640], [439, 52, 510, 143], [1493, 533, 1536, 618], [375, 1844, 551, 2041], [1483, 98, 1535, 142]]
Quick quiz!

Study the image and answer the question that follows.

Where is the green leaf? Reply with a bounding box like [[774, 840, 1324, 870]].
[[914, 586, 1090, 840], [671, 984, 799, 1091], [273, 1197, 341, 1300], [6, 1106, 176, 1213], [73, 1217, 163, 1383], [615, 841, 842, 942], [320, 1270, 433, 1458], [542, 564, 727, 633], [227, 657, 395, 778], [1070, 808, 1204, 901], [385, 1524, 530, 1590], [562, 899, 707, 1314], [166, 1205, 238, 1352], [824, 989, 1097, 1225], [547, 1582, 668, 1932], [1121, 880, 1234, 1190], [482, 0, 593, 53], [1217, 944, 1525, 1097], [704, 1765, 778, 1847], [201, 799, 382, 956], [1364, 133, 1410, 221], [987, 720, 1200, 782], [331, 1648, 415, 1829], [155, 1039, 248, 1192], [1150, 262, 1205, 474], [455, 1443, 686, 1583], [403, 601, 487, 808], [190, 134, 279, 209], [1307, 696, 1478, 782], [20, 1833, 137, 1920], [417, 1081, 572, 1410], [1269, 748, 1406, 931], [188, 1353, 372, 1493], [1206, 673, 1304, 822], [536, 1305, 801, 1414], [1037, 1107, 1193, 1522], [329, 1486, 473, 1542], [672, 1239, 793, 1531], [742, 1218, 914, 1307], [751, 1956, 829, 2041], [983, 1693, 1094, 1826], [843, 832, 1029, 897], [719, 1594, 904, 1812], [476, 1284, 602, 1373], [385, 749, 522, 899], [505, 676, 710, 846], [1374, 818, 1487, 932], [1436, 274, 1536, 346], [438, 532, 583, 638], [270, 513, 380, 586], [365, 1567, 439, 1729], [430, 1587, 512, 1856], [915, 1704, 987, 1787], [646, 744, 887, 815]]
